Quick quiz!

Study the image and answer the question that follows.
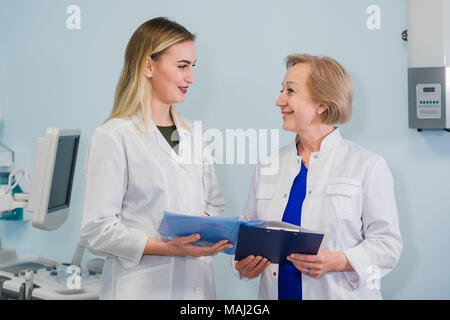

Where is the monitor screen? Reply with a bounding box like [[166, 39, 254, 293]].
[[47, 136, 79, 213]]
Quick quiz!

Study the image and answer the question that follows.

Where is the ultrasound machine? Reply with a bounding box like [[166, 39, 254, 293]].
[[0, 128, 102, 299]]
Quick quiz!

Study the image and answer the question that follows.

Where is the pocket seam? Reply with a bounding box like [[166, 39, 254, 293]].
[[256, 184, 276, 200], [326, 178, 362, 197]]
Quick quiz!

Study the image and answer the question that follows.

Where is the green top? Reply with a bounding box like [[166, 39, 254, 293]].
[[157, 125, 179, 154]]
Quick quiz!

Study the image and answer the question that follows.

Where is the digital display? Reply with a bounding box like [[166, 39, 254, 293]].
[[48, 136, 79, 213], [423, 87, 435, 93]]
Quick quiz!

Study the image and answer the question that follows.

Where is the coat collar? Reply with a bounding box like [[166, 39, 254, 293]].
[[292, 127, 342, 158], [129, 109, 191, 164], [129, 108, 189, 136]]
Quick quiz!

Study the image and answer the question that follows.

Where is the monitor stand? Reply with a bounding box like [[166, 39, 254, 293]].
[[0, 237, 19, 266]]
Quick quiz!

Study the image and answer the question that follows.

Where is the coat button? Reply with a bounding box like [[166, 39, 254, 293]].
[[194, 287, 202, 294], [273, 272, 277, 277], [308, 190, 312, 195], [283, 193, 287, 198]]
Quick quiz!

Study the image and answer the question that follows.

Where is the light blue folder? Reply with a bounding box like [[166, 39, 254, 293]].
[[157, 212, 265, 254]]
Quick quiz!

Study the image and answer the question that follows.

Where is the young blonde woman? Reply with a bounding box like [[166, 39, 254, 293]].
[[80, 17, 231, 300]]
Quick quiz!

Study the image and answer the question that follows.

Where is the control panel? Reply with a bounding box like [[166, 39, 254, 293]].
[[416, 83, 441, 119], [0, 259, 101, 300], [408, 66, 450, 130]]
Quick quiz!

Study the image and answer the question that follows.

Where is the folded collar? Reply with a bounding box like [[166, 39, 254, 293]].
[[293, 127, 342, 157]]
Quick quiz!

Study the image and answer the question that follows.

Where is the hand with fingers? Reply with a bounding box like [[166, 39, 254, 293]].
[[168, 233, 233, 257], [286, 248, 353, 278], [144, 233, 233, 257], [235, 255, 271, 279]]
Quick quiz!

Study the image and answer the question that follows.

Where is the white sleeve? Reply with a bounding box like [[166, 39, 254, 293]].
[[203, 162, 225, 216], [241, 166, 259, 222], [343, 158, 403, 289], [80, 128, 147, 270], [231, 165, 260, 281], [202, 142, 225, 217]]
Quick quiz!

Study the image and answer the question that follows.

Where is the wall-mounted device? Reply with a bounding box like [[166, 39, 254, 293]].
[[408, 0, 450, 131]]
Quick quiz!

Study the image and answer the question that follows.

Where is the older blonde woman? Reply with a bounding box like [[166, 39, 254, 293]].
[[234, 54, 402, 299]]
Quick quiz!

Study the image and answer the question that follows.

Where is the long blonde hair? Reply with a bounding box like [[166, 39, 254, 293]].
[[105, 17, 195, 130]]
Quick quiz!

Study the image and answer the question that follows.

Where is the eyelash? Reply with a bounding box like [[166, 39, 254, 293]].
[[179, 64, 196, 69], [280, 88, 294, 94]]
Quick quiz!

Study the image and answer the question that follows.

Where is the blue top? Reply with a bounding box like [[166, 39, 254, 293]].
[[278, 161, 308, 300]]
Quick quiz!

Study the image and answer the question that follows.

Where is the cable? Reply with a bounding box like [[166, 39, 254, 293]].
[[6, 169, 31, 194]]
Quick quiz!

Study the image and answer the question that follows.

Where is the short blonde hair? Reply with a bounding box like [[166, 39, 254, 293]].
[[286, 54, 353, 124]]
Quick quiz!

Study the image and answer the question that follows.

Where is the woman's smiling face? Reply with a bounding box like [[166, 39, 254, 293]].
[[149, 40, 196, 105], [276, 62, 327, 133]]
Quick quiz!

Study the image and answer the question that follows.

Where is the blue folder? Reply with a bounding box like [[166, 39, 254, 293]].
[[157, 212, 265, 254], [234, 224, 324, 264]]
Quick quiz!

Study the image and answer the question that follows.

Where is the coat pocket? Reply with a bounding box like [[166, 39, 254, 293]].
[[326, 178, 362, 219], [255, 183, 278, 200], [255, 183, 290, 221], [115, 263, 171, 299]]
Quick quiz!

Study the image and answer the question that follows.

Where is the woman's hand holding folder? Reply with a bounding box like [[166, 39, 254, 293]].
[[235, 255, 271, 279], [144, 234, 233, 257], [287, 248, 354, 278]]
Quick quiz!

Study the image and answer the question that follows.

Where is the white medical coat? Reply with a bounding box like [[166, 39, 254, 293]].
[[80, 111, 225, 300], [234, 128, 402, 299]]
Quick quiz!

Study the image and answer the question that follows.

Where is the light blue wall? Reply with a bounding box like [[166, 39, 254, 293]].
[[1, 0, 449, 299]]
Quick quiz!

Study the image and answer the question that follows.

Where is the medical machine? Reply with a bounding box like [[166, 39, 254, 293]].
[[0, 142, 23, 221], [29, 128, 80, 230], [0, 128, 103, 299], [0, 251, 102, 300], [408, 0, 450, 131], [0, 128, 80, 228]]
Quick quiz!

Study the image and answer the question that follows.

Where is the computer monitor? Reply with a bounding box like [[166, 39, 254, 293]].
[[28, 128, 80, 230]]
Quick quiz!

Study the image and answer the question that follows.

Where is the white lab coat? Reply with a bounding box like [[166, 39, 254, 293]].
[[233, 128, 402, 300], [80, 110, 225, 300]]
